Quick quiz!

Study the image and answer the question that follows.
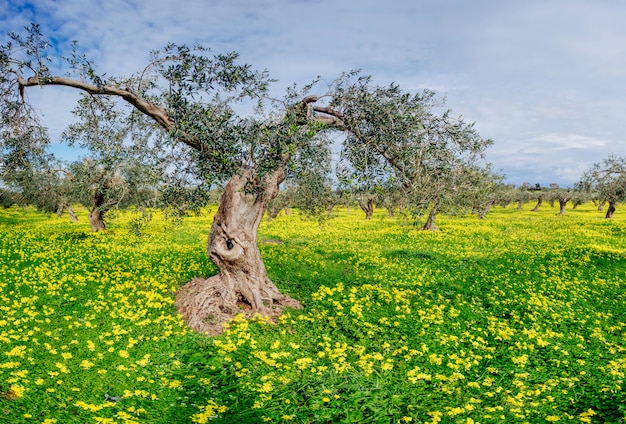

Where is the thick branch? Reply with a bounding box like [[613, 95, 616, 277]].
[[301, 96, 347, 129], [17, 74, 204, 152]]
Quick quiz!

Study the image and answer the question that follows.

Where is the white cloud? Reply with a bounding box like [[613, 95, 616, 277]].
[[534, 134, 608, 150], [3, 0, 626, 186]]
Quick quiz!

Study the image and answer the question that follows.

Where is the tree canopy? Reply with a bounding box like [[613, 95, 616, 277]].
[[578, 155, 626, 219]]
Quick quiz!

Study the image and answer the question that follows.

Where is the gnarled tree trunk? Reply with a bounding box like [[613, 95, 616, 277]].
[[88, 191, 107, 232], [531, 197, 543, 212], [478, 199, 496, 219], [421, 207, 438, 231], [67, 204, 79, 222], [558, 199, 570, 216], [175, 169, 302, 335], [605, 200, 616, 219], [359, 197, 375, 220]]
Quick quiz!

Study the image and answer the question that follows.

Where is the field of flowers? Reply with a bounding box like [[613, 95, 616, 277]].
[[1, 203, 625, 423]]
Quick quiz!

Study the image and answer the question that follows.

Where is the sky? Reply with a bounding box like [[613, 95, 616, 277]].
[[2, 0, 626, 186]]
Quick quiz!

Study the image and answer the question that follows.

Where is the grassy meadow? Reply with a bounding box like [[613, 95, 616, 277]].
[[0, 202, 625, 423]]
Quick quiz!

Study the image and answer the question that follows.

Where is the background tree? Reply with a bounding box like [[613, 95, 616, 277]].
[[527, 184, 544, 212], [513, 183, 535, 209], [61, 93, 165, 231], [335, 123, 394, 221], [330, 80, 494, 230], [460, 164, 505, 219], [578, 155, 626, 219], [545, 185, 574, 216], [494, 183, 520, 208]]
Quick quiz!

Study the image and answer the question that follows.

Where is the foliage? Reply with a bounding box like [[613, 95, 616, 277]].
[[61, 93, 165, 215], [578, 155, 626, 217], [328, 75, 496, 228], [1, 204, 625, 423], [2, 25, 500, 227]]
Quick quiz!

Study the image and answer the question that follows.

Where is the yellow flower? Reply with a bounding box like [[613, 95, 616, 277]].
[[168, 380, 183, 389], [80, 360, 94, 369], [9, 384, 24, 398], [191, 400, 228, 423]]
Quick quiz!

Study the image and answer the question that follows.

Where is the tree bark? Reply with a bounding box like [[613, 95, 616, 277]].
[[478, 199, 496, 219], [517, 200, 523, 210], [421, 208, 438, 231], [359, 197, 374, 220], [88, 191, 107, 232], [558, 199, 569, 216], [531, 197, 543, 212], [67, 204, 79, 222], [605, 201, 616, 219], [175, 169, 302, 335]]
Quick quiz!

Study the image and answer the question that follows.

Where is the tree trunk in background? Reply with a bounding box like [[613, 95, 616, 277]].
[[359, 197, 374, 220], [597, 201, 605, 211], [531, 197, 543, 212], [558, 199, 569, 216], [517, 200, 523, 210], [88, 191, 107, 232], [605, 201, 616, 219], [478, 199, 496, 219], [66, 204, 79, 222], [175, 169, 302, 335], [421, 208, 438, 231]]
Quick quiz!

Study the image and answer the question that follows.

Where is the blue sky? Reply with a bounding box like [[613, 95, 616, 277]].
[[3, 0, 626, 186]]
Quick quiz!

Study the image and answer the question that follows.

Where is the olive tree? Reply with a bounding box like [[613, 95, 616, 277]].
[[0, 70, 52, 207], [2, 24, 494, 334], [62, 93, 165, 231], [578, 155, 626, 219]]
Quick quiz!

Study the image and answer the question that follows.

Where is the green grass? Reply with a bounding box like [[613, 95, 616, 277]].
[[0, 203, 625, 423]]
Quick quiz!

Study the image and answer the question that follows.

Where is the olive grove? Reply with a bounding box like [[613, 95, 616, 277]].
[[1, 24, 496, 334]]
